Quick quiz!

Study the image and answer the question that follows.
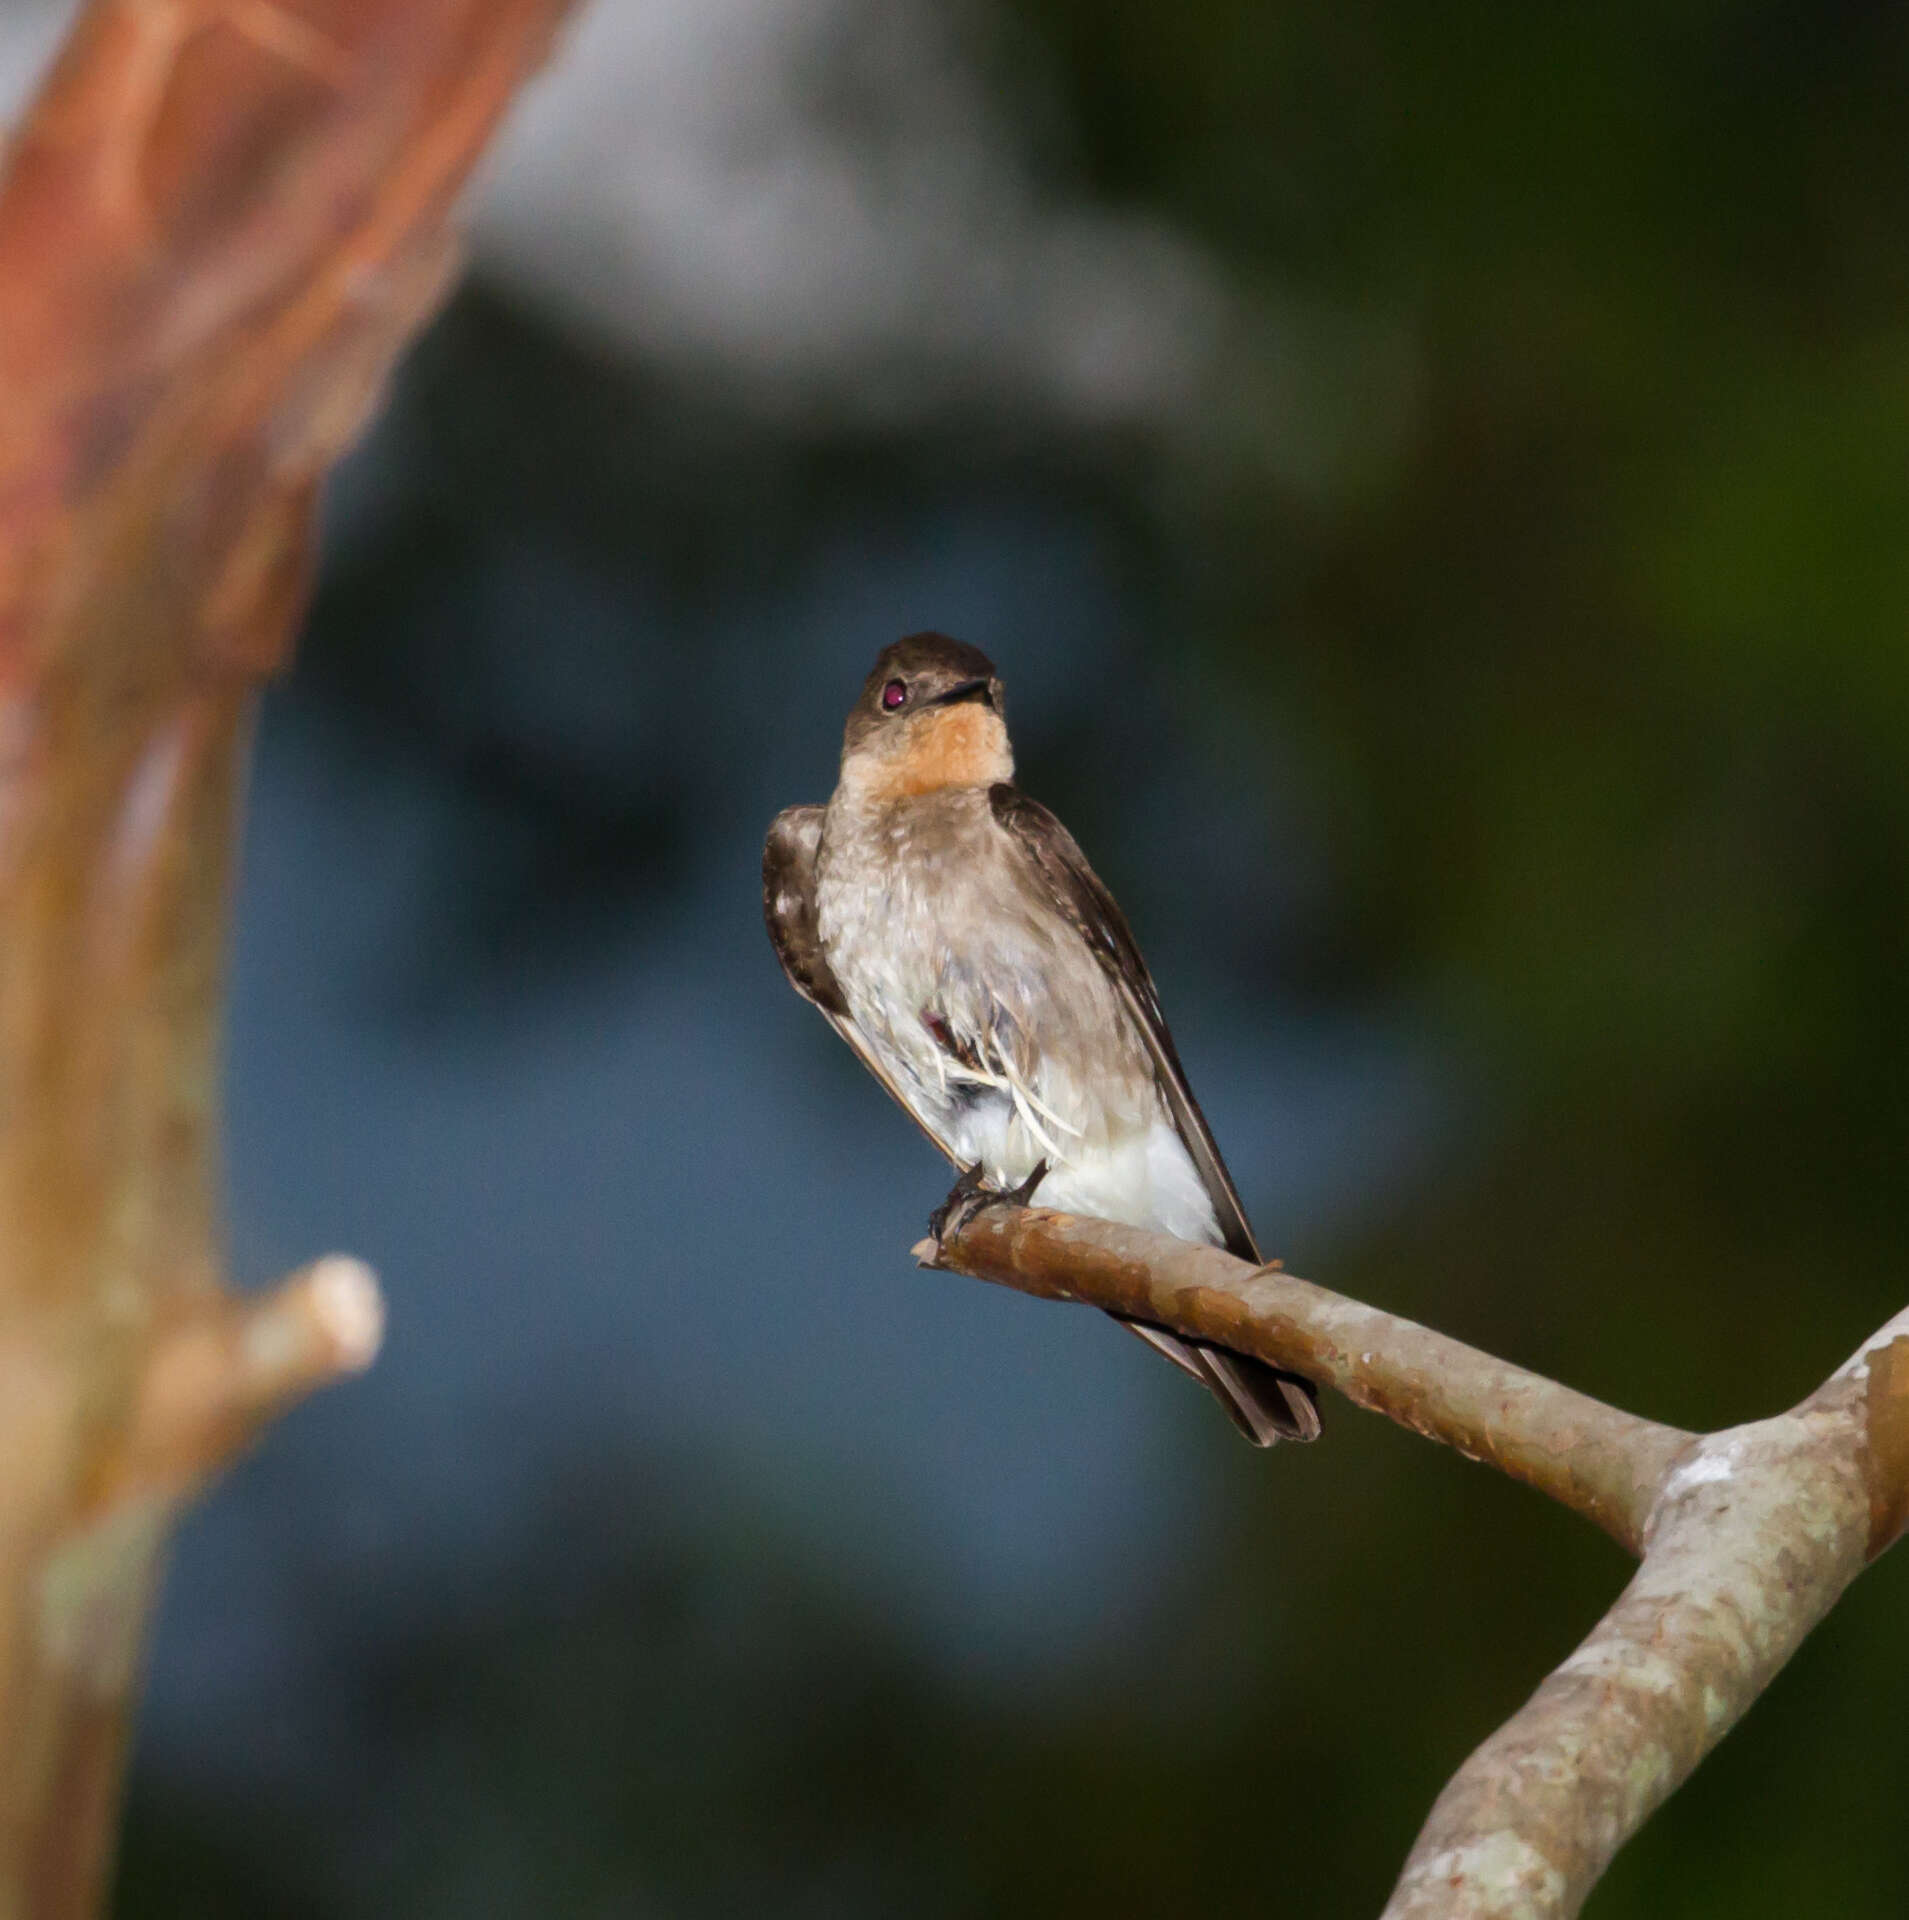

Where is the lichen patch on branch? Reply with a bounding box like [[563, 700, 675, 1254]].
[[1858, 1333, 1909, 1557]]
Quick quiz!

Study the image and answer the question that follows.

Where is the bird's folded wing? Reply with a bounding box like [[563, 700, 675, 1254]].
[[984, 784, 1259, 1258], [987, 783, 1321, 1443], [762, 804, 961, 1169]]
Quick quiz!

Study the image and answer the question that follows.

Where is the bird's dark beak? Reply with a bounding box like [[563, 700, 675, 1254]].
[[929, 677, 994, 709]]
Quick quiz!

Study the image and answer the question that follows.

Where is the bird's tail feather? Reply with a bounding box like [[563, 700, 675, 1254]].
[[1115, 1317, 1321, 1445]]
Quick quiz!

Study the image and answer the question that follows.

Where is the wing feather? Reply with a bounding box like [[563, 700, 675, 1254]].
[[988, 784, 1321, 1443], [763, 805, 961, 1169]]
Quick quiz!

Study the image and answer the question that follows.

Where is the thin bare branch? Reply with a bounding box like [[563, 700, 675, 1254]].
[[1384, 1308, 1909, 1920], [919, 1205, 1695, 1551], [920, 1204, 1909, 1920], [85, 1255, 386, 1523]]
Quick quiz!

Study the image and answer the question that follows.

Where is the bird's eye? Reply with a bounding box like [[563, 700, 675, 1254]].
[[881, 679, 908, 711]]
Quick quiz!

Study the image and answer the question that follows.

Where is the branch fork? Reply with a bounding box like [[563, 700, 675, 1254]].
[[920, 1203, 1909, 1920]]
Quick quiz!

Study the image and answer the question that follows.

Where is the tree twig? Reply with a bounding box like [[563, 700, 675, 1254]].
[[917, 1205, 1696, 1552], [920, 1205, 1909, 1919], [90, 1254, 386, 1525]]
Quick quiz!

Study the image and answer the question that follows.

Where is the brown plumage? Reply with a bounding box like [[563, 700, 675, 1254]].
[[764, 633, 1320, 1444]]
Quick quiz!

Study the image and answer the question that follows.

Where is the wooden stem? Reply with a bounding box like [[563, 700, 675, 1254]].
[[0, 2, 574, 1911], [922, 1206, 1909, 1918], [921, 1206, 1694, 1552]]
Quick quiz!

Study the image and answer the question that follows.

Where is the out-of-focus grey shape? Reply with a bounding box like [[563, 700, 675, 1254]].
[[4, 0, 1224, 427], [471, 0, 1229, 424], [0, 0, 68, 126]]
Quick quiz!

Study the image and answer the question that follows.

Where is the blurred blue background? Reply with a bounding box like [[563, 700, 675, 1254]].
[[5, 0, 1908, 1912]]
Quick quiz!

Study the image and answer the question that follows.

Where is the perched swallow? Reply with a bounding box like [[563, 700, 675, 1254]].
[[764, 634, 1320, 1444]]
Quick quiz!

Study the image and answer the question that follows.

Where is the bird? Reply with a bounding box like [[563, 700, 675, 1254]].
[[762, 633, 1320, 1445]]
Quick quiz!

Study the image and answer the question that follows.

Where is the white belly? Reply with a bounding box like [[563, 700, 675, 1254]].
[[815, 792, 1224, 1247], [958, 1101, 1224, 1246]]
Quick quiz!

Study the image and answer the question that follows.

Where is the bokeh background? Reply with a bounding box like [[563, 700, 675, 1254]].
[[10, 1, 1909, 1913]]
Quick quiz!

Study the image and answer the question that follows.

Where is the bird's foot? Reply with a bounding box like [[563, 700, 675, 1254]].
[[922, 1159, 1048, 1258], [926, 1163, 988, 1245]]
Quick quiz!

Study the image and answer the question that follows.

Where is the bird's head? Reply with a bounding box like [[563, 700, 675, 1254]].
[[838, 633, 1012, 799]]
